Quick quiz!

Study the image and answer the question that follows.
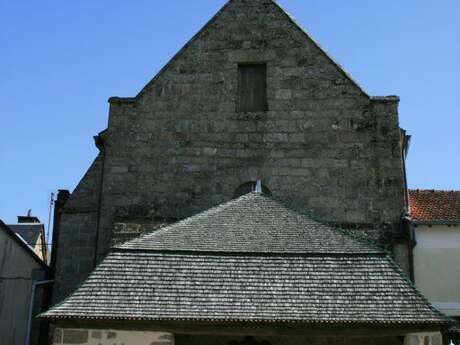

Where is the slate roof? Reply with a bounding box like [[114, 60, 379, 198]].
[[43, 251, 447, 324], [42, 193, 449, 326], [8, 223, 43, 247], [409, 190, 460, 223], [0, 220, 49, 271], [116, 193, 380, 254]]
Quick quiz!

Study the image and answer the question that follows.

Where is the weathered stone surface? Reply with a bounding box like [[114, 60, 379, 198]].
[[53, 0, 407, 302], [52, 155, 103, 302], [100, 0, 405, 254]]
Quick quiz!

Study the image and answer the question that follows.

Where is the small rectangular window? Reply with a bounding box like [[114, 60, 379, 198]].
[[237, 64, 268, 112]]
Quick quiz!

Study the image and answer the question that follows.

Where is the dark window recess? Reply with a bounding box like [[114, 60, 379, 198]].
[[233, 182, 272, 198], [237, 64, 268, 112]]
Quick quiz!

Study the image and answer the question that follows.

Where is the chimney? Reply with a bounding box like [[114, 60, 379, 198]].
[[18, 210, 41, 224], [49, 189, 70, 276]]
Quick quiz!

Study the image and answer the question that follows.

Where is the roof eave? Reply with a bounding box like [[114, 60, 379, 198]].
[[43, 316, 451, 336], [412, 220, 460, 226]]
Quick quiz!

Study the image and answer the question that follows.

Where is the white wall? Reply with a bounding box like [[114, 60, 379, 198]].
[[413, 224, 460, 316], [53, 328, 174, 345]]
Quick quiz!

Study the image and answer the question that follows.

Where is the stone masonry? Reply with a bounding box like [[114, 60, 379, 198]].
[[53, 0, 407, 302], [52, 330, 443, 345], [52, 328, 174, 345]]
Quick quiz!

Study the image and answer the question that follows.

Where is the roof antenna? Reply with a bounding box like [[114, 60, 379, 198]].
[[255, 180, 262, 193]]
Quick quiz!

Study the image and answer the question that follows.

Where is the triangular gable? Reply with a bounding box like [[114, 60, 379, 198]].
[[269, 0, 368, 96], [124, 0, 368, 101]]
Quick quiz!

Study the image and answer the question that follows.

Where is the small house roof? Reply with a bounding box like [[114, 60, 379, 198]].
[[409, 190, 460, 224], [8, 223, 43, 248], [42, 193, 449, 326], [0, 220, 49, 271]]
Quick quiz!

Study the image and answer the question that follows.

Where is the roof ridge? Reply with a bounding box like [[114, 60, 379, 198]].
[[132, 0, 235, 100], [113, 192, 258, 249], [111, 248, 385, 257], [115, 192, 384, 255], [268, 0, 369, 98], [7, 222, 45, 226], [266, 193, 386, 253]]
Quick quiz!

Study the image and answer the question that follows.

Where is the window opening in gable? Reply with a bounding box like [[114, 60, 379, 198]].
[[237, 64, 268, 112]]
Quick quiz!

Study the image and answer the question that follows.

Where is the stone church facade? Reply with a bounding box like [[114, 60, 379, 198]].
[[45, 1, 448, 344], [53, 0, 407, 302]]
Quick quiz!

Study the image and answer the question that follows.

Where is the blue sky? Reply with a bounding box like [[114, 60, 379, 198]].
[[1, 0, 459, 226]]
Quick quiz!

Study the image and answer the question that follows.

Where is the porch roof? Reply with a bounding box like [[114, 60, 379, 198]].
[[42, 193, 449, 326]]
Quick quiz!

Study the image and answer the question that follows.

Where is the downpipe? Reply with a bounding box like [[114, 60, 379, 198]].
[[25, 279, 54, 345]]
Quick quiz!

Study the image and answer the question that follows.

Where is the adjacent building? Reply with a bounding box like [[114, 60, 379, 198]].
[[410, 189, 460, 343], [7, 213, 48, 264], [0, 220, 51, 345]]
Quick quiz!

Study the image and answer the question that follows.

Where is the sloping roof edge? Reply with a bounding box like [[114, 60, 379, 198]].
[[385, 254, 452, 324], [41, 314, 450, 326], [121, 0, 235, 102], [0, 220, 49, 272], [40, 251, 451, 326], [109, 0, 374, 104], [269, 0, 369, 98]]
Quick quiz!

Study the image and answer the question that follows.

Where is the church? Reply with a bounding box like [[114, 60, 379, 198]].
[[42, 0, 452, 344]]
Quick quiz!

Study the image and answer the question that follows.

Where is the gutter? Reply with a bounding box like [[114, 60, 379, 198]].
[[412, 220, 460, 226], [402, 215, 416, 282], [25, 279, 54, 345], [93, 131, 106, 268], [405, 215, 460, 284]]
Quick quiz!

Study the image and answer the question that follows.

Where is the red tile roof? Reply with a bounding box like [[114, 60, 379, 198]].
[[409, 190, 460, 223]]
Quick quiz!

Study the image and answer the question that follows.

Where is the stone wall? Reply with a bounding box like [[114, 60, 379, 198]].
[[52, 155, 103, 302], [53, 328, 173, 345], [97, 0, 406, 260], [177, 334, 403, 345], [51, 328, 446, 345], [53, 0, 408, 300], [51, 328, 443, 345]]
